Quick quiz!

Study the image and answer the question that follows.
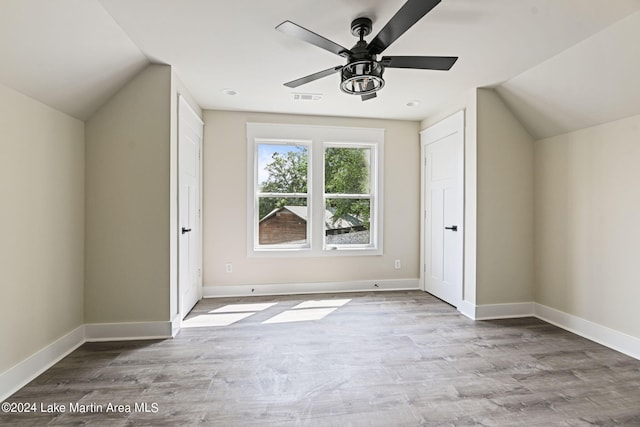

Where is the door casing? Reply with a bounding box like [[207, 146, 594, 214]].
[[420, 110, 464, 307]]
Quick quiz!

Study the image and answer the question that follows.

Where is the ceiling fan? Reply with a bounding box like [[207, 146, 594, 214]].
[[276, 0, 458, 101]]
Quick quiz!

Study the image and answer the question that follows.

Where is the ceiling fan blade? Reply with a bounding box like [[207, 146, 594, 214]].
[[276, 21, 352, 58], [367, 0, 441, 55], [361, 92, 377, 101], [381, 56, 458, 70], [284, 65, 343, 88]]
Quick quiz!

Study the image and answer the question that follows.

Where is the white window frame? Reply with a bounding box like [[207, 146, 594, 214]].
[[247, 123, 384, 257], [254, 138, 312, 251], [323, 142, 379, 252]]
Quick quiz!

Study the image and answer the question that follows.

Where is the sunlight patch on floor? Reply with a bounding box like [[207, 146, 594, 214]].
[[210, 302, 277, 313], [184, 299, 352, 327], [183, 302, 279, 327], [181, 312, 255, 328], [292, 299, 351, 309], [262, 307, 338, 324]]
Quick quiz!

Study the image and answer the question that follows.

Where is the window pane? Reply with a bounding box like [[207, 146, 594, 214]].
[[258, 197, 308, 245], [325, 147, 370, 194], [325, 198, 370, 245], [258, 144, 307, 193]]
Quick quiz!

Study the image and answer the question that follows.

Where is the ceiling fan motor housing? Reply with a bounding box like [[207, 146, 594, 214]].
[[340, 18, 385, 96]]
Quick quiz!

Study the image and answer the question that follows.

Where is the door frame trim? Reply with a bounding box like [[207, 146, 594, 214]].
[[419, 110, 464, 307], [177, 94, 204, 321]]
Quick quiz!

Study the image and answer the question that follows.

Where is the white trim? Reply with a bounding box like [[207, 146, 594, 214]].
[[457, 301, 640, 361], [203, 279, 419, 298], [170, 315, 181, 338], [177, 93, 203, 125], [534, 303, 640, 361], [475, 302, 535, 320], [85, 321, 173, 342], [178, 94, 204, 320], [0, 326, 85, 402], [458, 301, 536, 320], [457, 300, 477, 319]]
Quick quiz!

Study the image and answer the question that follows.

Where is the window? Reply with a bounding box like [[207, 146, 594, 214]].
[[324, 145, 373, 249], [256, 142, 310, 248], [247, 123, 383, 256]]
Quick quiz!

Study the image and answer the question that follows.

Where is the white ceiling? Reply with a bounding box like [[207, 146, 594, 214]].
[[2, 0, 640, 137]]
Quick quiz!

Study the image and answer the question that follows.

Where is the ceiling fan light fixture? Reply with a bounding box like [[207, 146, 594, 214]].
[[340, 60, 385, 95]]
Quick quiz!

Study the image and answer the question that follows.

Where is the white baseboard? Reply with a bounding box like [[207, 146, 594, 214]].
[[475, 302, 535, 320], [170, 315, 181, 338], [203, 279, 420, 298], [458, 301, 534, 320], [457, 300, 477, 319], [535, 303, 640, 361], [459, 300, 640, 361], [0, 325, 85, 403], [85, 321, 173, 342]]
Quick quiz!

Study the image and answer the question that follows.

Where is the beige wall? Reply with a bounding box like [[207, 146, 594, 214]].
[[0, 83, 84, 372], [476, 89, 534, 304], [203, 110, 420, 287], [535, 113, 640, 338], [85, 65, 172, 323]]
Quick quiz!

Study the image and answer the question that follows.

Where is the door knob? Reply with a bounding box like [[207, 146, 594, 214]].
[[444, 225, 458, 231], [181, 227, 192, 234]]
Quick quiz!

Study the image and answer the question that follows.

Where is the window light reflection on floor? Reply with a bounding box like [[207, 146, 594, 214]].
[[262, 298, 352, 324], [262, 307, 338, 324], [182, 302, 277, 328], [181, 312, 255, 328], [210, 302, 278, 314], [182, 298, 352, 328], [291, 299, 351, 309]]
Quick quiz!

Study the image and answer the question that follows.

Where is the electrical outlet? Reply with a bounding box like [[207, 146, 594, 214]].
[[225, 263, 233, 273], [394, 259, 401, 269]]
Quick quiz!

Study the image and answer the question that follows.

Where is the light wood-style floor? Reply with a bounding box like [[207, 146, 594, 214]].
[[2, 291, 640, 426]]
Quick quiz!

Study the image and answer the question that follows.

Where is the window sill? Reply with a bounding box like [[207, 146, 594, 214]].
[[249, 247, 382, 258]]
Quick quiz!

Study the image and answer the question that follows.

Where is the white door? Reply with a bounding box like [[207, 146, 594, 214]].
[[179, 96, 203, 319], [421, 111, 464, 307]]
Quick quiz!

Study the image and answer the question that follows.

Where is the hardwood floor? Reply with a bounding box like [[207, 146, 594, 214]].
[[2, 291, 640, 426]]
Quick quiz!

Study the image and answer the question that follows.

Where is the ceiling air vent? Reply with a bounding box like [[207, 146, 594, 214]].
[[292, 93, 322, 101]]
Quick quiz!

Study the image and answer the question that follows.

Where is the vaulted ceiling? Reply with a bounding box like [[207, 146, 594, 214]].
[[2, 0, 640, 139]]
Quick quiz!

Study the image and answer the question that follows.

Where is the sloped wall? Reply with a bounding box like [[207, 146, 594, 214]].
[[535, 113, 640, 338], [0, 82, 84, 374]]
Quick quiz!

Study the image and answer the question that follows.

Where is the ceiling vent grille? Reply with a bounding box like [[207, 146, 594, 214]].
[[292, 93, 322, 101]]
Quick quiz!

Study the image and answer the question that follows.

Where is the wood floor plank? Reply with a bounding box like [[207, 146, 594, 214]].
[[2, 291, 640, 426]]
